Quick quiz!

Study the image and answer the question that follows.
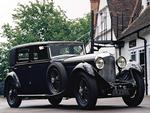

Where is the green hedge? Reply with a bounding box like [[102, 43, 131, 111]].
[[0, 81, 4, 95]]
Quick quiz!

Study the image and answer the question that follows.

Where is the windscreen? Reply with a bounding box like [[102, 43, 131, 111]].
[[50, 43, 84, 57]]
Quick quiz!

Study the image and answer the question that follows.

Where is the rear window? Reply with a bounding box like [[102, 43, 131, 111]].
[[17, 48, 29, 63]]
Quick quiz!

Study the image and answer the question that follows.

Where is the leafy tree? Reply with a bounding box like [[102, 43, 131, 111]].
[[0, 0, 91, 80], [69, 14, 91, 43], [0, 43, 10, 81], [2, 0, 72, 46]]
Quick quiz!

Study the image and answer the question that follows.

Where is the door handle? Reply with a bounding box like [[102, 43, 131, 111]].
[[13, 67, 17, 70], [28, 66, 32, 69]]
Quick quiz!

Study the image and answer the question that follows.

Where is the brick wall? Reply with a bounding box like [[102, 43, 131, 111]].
[[90, 0, 99, 28]]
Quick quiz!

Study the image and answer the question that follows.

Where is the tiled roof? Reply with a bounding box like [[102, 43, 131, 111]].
[[107, 0, 142, 39], [120, 6, 150, 39]]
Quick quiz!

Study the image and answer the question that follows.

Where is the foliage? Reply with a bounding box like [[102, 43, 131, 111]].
[[69, 14, 91, 43], [0, 0, 90, 80], [0, 43, 10, 81]]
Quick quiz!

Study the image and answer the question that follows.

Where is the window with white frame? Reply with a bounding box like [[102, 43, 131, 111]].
[[131, 51, 136, 61], [96, 6, 108, 40], [129, 40, 136, 48], [139, 49, 145, 70], [149, 48, 150, 80]]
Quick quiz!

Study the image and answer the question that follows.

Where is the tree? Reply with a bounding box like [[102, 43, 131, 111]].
[[0, 0, 91, 80], [2, 0, 72, 46], [0, 43, 10, 81], [69, 14, 91, 43]]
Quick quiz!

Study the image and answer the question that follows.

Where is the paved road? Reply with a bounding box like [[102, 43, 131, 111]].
[[0, 96, 150, 113]]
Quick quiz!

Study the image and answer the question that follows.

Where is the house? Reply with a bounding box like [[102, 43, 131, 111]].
[[92, 0, 142, 56], [119, 3, 150, 95], [89, 0, 150, 95]]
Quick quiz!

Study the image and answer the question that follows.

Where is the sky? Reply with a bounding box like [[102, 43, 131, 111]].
[[0, 0, 90, 42]]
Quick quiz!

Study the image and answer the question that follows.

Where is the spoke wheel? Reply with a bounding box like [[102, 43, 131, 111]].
[[6, 85, 22, 108], [122, 70, 145, 107], [77, 78, 88, 106], [75, 72, 98, 109]]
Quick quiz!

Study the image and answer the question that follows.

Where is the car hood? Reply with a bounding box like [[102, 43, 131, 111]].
[[63, 52, 112, 63]]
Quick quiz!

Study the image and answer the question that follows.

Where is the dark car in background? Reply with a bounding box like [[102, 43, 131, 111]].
[[4, 41, 145, 109]]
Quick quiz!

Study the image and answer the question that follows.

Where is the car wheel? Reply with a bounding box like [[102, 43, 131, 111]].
[[122, 70, 145, 107], [48, 96, 63, 106], [6, 84, 22, 108], [74, 72, 98, 109], [47, 67, 62, 94]]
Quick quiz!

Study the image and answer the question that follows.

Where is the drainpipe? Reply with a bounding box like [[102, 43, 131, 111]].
[[90, 10, 95, 53], [137, 32, 148, 95]]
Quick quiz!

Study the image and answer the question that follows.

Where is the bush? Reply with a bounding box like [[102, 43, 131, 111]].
[[0, 81, 4, 95]]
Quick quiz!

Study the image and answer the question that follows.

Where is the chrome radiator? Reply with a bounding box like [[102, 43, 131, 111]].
[[99, 56, 116, 82]]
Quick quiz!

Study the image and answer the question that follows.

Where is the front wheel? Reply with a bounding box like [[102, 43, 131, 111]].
[[122, 70, 145, 107], [74, 72, 98, 109], [6, 85, 22, 108]]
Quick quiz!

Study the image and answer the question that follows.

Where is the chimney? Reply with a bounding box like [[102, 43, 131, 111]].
[[142, 0, 148, 9], [147, 0, 150, 6], [90, 0, 99, 28]]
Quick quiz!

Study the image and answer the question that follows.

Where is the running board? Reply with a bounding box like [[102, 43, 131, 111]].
[[18, 91, 63, 98]]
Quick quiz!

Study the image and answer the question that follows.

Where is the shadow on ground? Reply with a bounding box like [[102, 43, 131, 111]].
[[19, 104, 143, 111]]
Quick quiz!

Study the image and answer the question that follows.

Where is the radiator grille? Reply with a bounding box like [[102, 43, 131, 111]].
[[99, 56, 116, 82]]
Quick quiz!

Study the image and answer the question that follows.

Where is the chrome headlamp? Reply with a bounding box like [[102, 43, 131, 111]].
[[116, 56, 127, 69], [95, 57, 104, 69]]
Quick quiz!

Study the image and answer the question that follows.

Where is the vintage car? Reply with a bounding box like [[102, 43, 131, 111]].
[[4, 41, 145, 109]]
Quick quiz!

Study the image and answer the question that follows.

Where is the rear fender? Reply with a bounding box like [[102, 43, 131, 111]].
[[4, 72, 21, 97]]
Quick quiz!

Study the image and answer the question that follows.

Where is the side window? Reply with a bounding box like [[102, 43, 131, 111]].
[[32, 46, 48, 61], [17, 48, 29, 63], [73, 46, 83, 54], [129, 40, 136, 48], [131, 51, 136, 61], [60, 47, 70, 55]]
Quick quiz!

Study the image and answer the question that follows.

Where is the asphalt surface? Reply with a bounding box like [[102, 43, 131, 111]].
[[0, 96, 150, 113]]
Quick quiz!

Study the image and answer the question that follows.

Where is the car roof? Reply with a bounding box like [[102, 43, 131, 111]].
[[11, 41, 83, 50]]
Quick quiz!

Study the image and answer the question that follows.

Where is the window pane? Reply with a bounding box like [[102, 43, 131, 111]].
[[129, 40, 136, 48], [17, 48, 29, 62], [32, 46, 48, 60], [131, 51, 136, 61], [50, 44, 84, 57]]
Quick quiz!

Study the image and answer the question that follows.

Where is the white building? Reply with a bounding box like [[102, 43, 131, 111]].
[[92, 0, 150, 95], [94, 0, 142, 57], [120, 4, 150, 95]]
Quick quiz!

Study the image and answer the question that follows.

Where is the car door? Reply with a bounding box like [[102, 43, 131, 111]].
[[14, 47, 31, 94], [28, 45, 50, 94]]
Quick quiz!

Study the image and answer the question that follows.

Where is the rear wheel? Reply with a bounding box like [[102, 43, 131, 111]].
[[74, 72, 98, 109], [122, 70, 145, 107], [6, 84, 22, 108], [48, 96, 63, 106]]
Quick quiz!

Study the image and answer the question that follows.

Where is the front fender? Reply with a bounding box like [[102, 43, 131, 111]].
[[4, 71, 21, 97], [72, 62, 95, 77], [123, 61, 143, 73], [121, 61, 144, 78]]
